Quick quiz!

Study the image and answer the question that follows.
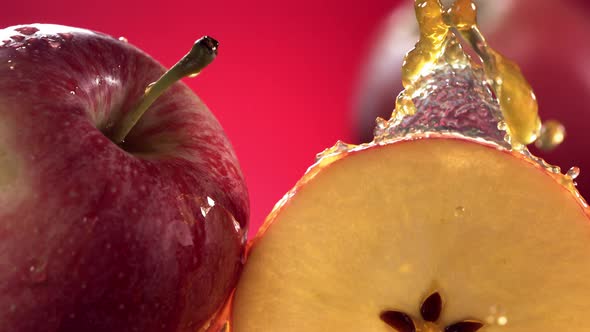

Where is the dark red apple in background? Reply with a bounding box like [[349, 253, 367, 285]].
[[354, 0, 590, 196], [0, 24, 249, 332]]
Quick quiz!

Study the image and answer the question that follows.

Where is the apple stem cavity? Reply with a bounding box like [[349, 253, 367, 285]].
[[110, 36, 219, 145]]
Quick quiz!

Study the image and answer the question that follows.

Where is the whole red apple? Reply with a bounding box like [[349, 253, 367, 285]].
[[0, 24, 249, 332], [355, 0, 590, 196]]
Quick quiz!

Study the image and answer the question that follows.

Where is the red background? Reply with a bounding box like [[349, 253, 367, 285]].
[[2, 0, 589, 234]]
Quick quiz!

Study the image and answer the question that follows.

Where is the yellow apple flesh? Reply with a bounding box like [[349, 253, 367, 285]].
[[233, 138, 590, 331]]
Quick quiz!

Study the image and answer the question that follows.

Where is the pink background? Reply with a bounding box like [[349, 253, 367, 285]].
[[2, 0, 588, 233]]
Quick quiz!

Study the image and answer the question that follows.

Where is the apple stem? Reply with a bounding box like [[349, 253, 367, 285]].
[[111, 36, 219, 145]]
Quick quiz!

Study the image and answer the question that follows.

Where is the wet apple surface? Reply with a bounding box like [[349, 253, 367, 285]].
[[0, 25, 249, 332]]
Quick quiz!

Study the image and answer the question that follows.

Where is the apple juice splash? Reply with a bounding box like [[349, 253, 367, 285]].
[[314, 0, 585, 208]]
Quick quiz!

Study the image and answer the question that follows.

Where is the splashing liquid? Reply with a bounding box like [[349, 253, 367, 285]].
[[396, 0, 542, 148], [315, 0, 585, 208]]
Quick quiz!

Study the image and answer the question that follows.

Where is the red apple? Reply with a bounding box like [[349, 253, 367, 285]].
[[0, 24, 249, 332], [355, 0, 590, 196]]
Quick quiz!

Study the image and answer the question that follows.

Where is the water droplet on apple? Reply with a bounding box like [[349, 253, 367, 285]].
[[15, 26, 39, 35], [118, 36, 128, 43], [144, 82, 156, 94], [198, 196, 216, 217], [28, 260, 48, 284], [233, 218, 242, 234], [454, 206, 465, 217], [69, 91, 76, 95], [81, 282, 87, 289], [567, 167, 580, 180], [47, 39, 62, 49], [118, 303, 125, 310], [9, 35, 25, 42], [485, 305, 509, 326], [69, 313, 76, 319], [315, 140, 354, 162], [81, 215, 98, 227]]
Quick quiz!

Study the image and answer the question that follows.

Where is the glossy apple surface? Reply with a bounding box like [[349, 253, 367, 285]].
[[355, 0, 590, 196], [0, 24, 248, 332]]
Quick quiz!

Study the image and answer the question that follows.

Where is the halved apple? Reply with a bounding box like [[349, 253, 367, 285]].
[[232, 1, 590, 330], [232, 137, 590, 331]]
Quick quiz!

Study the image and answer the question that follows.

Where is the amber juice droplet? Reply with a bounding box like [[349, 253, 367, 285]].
[[536, 120, 566, 151]]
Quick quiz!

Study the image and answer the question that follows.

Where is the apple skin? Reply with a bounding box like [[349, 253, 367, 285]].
[[0, 24, 249, 332], [355, 0, 590, 197]]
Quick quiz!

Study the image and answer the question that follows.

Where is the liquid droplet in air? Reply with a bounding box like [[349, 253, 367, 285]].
[[535, 120, 565, 151], [567, 167, 580, 180]]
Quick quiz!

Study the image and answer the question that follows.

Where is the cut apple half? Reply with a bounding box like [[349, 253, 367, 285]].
[[232, 138, 590, 331]]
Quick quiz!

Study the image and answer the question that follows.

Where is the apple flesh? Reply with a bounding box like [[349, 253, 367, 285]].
[[0, 24, 248, 332], [232, 137, 590, 331], [233, 13, 590, 327], [355, 0, 590, 196]]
